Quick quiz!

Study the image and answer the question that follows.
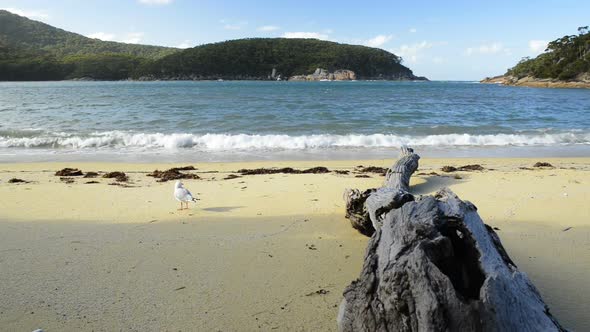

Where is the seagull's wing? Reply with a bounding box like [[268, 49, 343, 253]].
[[175, 187, 198, 202], [185, 188, 199, 201]]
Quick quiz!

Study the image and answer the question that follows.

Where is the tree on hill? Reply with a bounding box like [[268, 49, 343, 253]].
[[507, 26, 590, 80], [138, 38, 417, 80]]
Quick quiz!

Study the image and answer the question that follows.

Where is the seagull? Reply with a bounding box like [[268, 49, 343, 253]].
[[174, 181, 198, 210]]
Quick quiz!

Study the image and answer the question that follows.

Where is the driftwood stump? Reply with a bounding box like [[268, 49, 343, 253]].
[[339, 148, 564, 332], [344, 146, 419, 235]]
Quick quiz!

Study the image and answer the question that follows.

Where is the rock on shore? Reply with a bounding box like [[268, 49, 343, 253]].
[[481, 73, 590, 89], [289, 68, 357, 81]]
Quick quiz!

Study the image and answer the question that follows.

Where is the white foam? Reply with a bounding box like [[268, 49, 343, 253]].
[[0, 131, 589, 151]]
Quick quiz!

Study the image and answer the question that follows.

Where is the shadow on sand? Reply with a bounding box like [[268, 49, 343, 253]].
[[202, 206, 245, 213], [411, 175, 462, 195]]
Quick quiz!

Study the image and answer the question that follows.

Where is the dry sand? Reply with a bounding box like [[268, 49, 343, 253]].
[[0, 158, 589, 331]]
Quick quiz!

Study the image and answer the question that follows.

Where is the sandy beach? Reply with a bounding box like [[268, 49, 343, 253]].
[[1, 157, 589, 331]]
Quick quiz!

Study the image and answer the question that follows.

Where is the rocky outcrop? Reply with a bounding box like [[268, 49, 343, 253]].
[[481, 73, 590, 89], [288, 68, 428, 81], [289, 68, 357, 81]]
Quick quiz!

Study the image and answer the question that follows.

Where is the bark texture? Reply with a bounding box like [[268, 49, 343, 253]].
[[339, 148, 565, 332], [344, 147, 419, 235]]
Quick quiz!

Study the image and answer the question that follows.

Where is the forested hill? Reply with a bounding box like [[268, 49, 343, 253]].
[[0, 9, 425, 81], [0, 10, 176, 59], [507, 26, 589, 80], [482, 26, 589, 88], [137, 38, 424, 80]]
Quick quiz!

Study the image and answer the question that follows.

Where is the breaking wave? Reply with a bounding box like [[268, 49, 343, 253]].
[[1, 131, 589, 151]]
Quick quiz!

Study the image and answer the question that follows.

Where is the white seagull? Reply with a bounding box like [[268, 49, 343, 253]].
[[174, 181, 198, 210]]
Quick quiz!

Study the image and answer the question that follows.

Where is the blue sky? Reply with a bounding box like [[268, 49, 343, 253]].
[[1, 0, 588, 80]]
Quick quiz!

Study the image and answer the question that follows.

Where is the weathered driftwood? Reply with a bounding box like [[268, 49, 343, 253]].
[[344, 146, 419, 235], [339, 148, 564, 332]]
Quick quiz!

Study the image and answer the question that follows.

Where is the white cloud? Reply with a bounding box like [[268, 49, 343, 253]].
[[528, 40, 547, 54], [409, 28, 417, 33], [86, 32, 145, 44], [220, 19, 247, 30], [365, 34, 394, 48], [282, 32, 329, 40], [465, 42, 510, 56], [176, 40, 192, 48], [391, 41, 434, 63], [223, 25, 241, 30], [87, 32, 116, 41], [1, 7, 49, 19], [138, 0, 173, 5], [121, 32, 144, 44], [257, 25, 280, 32]]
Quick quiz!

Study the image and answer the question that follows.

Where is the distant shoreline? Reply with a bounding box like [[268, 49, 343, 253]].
[[481, 75, 590, 89], [0, 78, 430, 83]]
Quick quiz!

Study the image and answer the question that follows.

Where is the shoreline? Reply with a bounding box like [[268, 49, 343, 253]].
[[0, 77, 430, 83], [2, 145, 590, 163], [1, 157, 589, 331], [481, 75, 590, 89]]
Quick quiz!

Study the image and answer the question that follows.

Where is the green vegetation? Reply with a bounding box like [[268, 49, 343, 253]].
[[0, 10, 176, 59], [139, 38, 419, 80], [0, 9, 422, 81], [507, 26, 590, 80], [0, 9, 175, 80]]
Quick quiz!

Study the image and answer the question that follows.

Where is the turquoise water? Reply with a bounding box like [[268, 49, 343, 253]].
[[0, 80, 589, 161]]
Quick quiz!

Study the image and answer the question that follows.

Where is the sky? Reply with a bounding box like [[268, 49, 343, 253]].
[[1, 0, 589, 80]]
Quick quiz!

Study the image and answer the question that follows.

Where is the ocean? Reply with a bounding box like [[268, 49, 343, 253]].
[[1, 80, 589, 162]]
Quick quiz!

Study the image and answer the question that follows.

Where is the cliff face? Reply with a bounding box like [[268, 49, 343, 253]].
[[481, 73, 590, 89]]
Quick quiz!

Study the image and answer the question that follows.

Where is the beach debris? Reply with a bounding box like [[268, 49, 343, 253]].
[[335, 170, 350, 175], [459, 164, 484, 171], [174, 166, 196, 171], [55, 168, 83, 176], [441, 165, 457, 172], [174, 286, 186, 291], [305, 288, 330, 296], [108, 182, 135, 188], [355, 166, 388, 175], [237, 166, 330, 175], [493, 227, 501, 230], [306, 244, 317, 250], [8, 178, 29, 183], [533, 162, 554, 168], [417, 172, 440, 176], [354, 175, 371, 178], [441, 164, 484, 172], [453, 174, 463, 179], [147, 167, 200, 182], [102, 171, 128, 182], [562, 227, 573, 232], [339, 147, 564, 331], [224, 174, 241, 180], [60, 177, 75, 184], [83, 171, 99, 178], [84, 181, 100, 184]]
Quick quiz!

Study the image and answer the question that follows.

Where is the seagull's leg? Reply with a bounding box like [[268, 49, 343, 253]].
[[179, 202, 183, 210]]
